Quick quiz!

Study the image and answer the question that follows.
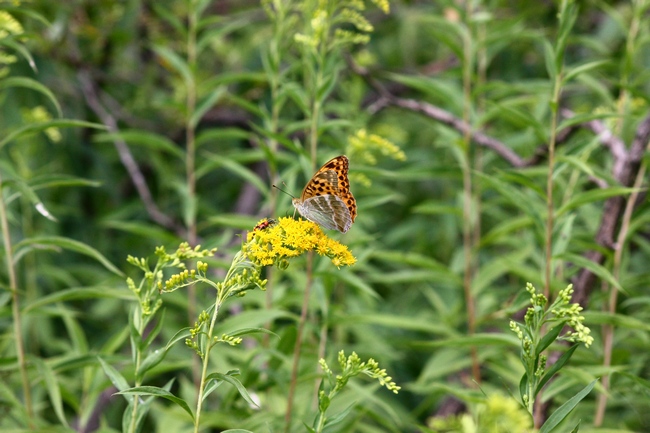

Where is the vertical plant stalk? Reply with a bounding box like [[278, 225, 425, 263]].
[[193, 300, 222, 433], [127, 314, 146, 433], [595, 153, 647, 424], [0, 172, 34, 426], [461, 5, 480, 384], [311, 68, 330, 370], [185, 0, 200, 386], [543, 87, 560, 300], [285, 252, 314, 432], [536, 0, 572, 427], [472, 18, 487, 253], [286, 9, 328, 426], [544, 0, 571, 298], [263, 1, 286, 343], [595, 3, 644, 424]]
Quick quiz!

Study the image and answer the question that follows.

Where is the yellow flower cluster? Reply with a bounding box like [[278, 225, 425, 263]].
[[348, 128, 406, 165], [245, 217, 356, 268]]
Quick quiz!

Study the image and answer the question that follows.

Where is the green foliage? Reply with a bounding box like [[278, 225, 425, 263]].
[[2, 0, 650, 432]]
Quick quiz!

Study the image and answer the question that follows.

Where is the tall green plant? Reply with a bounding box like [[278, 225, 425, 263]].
[[0, 5, 110, 429], [113, 218, 356, 432], [510, 283, 595, 432]]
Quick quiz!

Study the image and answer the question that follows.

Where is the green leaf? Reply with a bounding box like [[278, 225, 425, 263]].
[[555, 155, 596, 178], [4, 176, 57, 222], [164, 328, 193, 351], [555, 2, 578, 66], [118, 386, 194, 421], [205, 372, 259, 408], [475, 172, 546, 236], [569, 420, 581, 433], [30, 174, 101, 190], [386, 73, 462, 112], [249, 123, 299, 152], [543, 39, 556, 81], [0, 76, 62, 116], [563, 60, 609, 83], [473, 247, 533, 295], [229, 327, 279, 339], [23, 285, 130, 313], [323, 402, 355, 428], [153, 45, 193, 88], [196, 17, 250, 53], [0, 36, 37, 71], [411, 15, 464, 58], [535, 344, 579, 395], [142, 311, 166, 350], [615, 371, 650, 390], [195, 127, 253, 148], [554, 252, 622, 292], [94, 130, 184, 159], [336, 313, 453, 335], [198, 153, 268, 194], [317, 67, 339, 102], [582, 311, 650, 331], [556, 186, 638, 216], [551, 213, 576, 263], [100, 220, 179, 244], [13, 236, 124, 277], [329, 270, 380, 300], [137, 349, 168, 379], [519, 373, 529, 408], [480, 216, 533, 247], [539, 379, 597, 433], [97, 357, 132, 402], [191, 86, 226, 128], [33, 358, 68, 428], [0, 119, 106, 150], [421, 333, 520, 348], [556, 111, 618, 132]]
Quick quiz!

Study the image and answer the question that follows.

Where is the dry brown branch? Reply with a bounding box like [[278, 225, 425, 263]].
[[351, 59, 650, 304], [77, 70, 181, 234], [572, 111, 650, 305]]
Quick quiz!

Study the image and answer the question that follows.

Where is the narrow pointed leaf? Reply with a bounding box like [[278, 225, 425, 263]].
[[539, 379, 597, 433]]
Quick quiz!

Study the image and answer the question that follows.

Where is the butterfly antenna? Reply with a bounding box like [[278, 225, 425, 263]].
[[272, 183, 295, 199]]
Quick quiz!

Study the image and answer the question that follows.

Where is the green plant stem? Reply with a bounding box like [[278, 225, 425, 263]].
[[461, 4, 480, 384], [193, 297, 222, 433], [543, 102, 559, 300], [0, 171, 34, 426], [595, 3, 644, 424], [186, 0, 200, 388], [264, 11, 283, 346], [127, 316, 145, 433], [285, 20, 327, 428], [544, 0, 569, 299], [285, 251, 314, 433]]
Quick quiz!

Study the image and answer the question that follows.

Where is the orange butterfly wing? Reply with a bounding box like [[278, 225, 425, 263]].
[[293, 155, 357, 232]]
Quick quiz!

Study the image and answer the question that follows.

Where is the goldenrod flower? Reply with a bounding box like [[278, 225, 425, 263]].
[[245, 217, 356, 268]]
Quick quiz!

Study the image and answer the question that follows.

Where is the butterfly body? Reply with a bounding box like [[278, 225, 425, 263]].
[[292, 155, 356, 233]]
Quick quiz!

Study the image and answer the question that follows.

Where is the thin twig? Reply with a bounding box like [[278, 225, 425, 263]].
[[77, 70, 179, 233], [348, 60, 527, 168]]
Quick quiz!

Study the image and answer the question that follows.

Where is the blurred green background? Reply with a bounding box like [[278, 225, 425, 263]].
[[2, 0, 650, 431]]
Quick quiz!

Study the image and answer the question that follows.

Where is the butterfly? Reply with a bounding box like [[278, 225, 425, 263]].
[[292, 155, 357, 233]]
